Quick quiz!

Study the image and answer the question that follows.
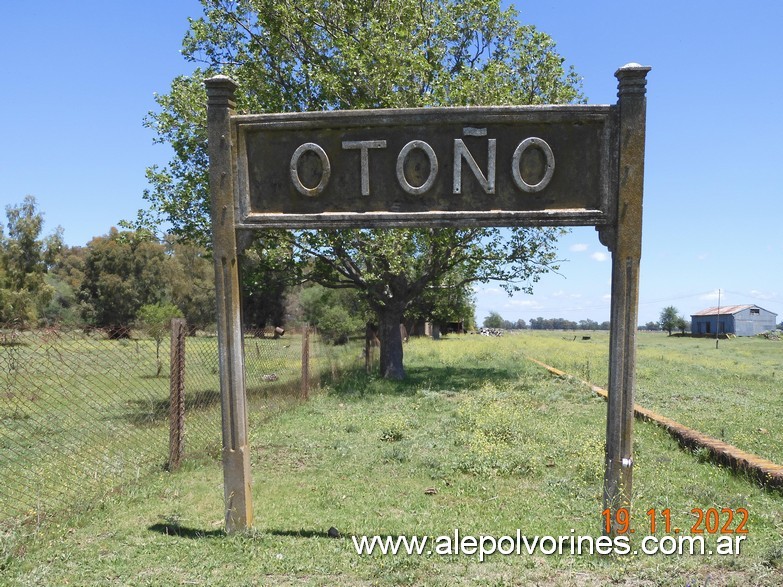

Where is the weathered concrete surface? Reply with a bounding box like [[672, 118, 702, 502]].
[[206, 75, 254, 533]]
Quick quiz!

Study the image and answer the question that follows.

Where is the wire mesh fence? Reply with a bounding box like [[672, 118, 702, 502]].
[[0, 324, 362, 536]]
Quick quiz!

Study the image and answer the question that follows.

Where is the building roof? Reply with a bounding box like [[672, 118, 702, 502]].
[[691, 304, 775, 317]]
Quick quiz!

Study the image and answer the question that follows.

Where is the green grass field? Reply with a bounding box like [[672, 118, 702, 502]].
[[515, 330, 783, 465], [0, 331, 342, 531], [2, 332, 783, 586]]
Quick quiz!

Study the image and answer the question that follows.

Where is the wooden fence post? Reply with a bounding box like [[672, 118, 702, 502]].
[[365, 322, 378, 374], [365, 328, 372, 374], [168, 318, 187, 471], [301, 325, 310, 400]]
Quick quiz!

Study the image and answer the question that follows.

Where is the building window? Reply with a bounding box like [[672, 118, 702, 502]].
[[750, 308, 760, 315]]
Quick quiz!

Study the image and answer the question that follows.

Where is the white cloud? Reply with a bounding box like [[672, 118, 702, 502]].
[[507, 299, 544, 309], [590, 251, 609, 262], [551, 290, 582, 299], [699, 290, 721, 302], [569, 243, 589, 252], [750, 289, 778, 301]]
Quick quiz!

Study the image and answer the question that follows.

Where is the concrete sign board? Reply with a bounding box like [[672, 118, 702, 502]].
[[233, 107, 616, 229]]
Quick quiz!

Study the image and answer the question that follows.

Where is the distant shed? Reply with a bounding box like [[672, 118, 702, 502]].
[[690, 305, 777, 336]]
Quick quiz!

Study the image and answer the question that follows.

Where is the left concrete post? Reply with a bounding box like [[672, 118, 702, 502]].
[[205, 75, 253, 533]]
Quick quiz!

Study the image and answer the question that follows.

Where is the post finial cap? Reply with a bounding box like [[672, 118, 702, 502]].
[[205, 75, 238, 107], [205, 74, 238, 89], [615, 63, 652, 78], [615, 64, 651, 97]]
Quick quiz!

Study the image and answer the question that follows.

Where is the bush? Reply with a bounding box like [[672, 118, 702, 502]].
[[136, 302, 183, 376], [298, 285, 365, 345], [318, 304, 362, 345]]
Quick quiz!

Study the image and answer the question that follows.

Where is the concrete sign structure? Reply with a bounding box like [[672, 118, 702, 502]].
[[206, 64, 651, 534], [232, 107, 614, 228]]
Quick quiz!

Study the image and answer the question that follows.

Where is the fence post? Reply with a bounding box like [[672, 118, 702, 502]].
[[365, 322, 377, 374], [301, 325, 310, 400], [168, 318, 187, 471]]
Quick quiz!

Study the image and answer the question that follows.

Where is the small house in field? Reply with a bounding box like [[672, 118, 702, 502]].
[[690, 305, 777, 336]]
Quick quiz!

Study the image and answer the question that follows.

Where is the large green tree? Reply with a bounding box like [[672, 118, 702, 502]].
[[78, 229, 169, 338], [483, 311, 504, 329], [0, 196, 63, 327], [140, 0, 582, 378], [239, 243, 289, 332], [164, 237, 217, 333], [659, 306, 680, 336]]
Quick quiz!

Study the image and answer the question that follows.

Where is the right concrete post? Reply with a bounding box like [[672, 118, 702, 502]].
[[603, 63, 651, 533]]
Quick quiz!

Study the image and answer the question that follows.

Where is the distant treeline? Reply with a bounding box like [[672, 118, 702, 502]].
[[497, 319, 669, 331], [526, 318, 611, 331], [489, 317, 613, 331]]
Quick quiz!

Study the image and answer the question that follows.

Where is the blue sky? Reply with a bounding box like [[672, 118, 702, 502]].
[[2, 1, 781, 326]]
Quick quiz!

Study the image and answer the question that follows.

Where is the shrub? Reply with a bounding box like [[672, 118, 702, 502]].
[[136, 302, 183, 376]]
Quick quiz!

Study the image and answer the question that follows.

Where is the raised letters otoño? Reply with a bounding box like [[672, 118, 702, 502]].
[[288, 129, 555, 198]]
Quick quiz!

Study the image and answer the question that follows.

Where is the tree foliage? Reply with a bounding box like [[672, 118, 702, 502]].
[[139, 0, 583, 378], [676, 316, 689, 335], [0, 196, 63, 327], [659, 306, 680, 336], [137, 302, 184, 376], [483, 311, 504, 329], [405, 269, 476, 331], [298, 284, 366, 344], [239, 243, 289, 331], [78, 229, 169, 337], [165, 238, 216, 332], [659, 306, 688, 336]]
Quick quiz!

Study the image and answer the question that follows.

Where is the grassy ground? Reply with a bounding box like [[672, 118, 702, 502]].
[[3, 333, 783, 585], [514, 330, 783, 465], [0, 330, 341, 530]]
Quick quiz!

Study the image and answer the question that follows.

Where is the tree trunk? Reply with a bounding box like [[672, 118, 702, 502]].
[[378, 305, 405, 380]]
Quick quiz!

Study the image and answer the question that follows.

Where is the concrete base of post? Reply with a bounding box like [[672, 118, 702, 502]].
[[223, 445, 253, 533]]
